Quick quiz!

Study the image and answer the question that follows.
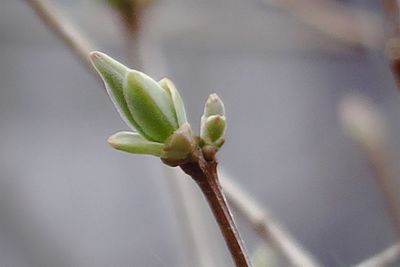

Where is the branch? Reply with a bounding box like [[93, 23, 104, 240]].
[[180, 156, 251, 267], [381, 0, 400, 89], [256, 0, 382, 48], [220, 172, 322, 267], [356, 243, 400, 267], [340, 95, 400, 240], [25, 0, 96, 77]]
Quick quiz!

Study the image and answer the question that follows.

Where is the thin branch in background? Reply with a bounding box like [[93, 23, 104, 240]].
[[381, 0, 400, 89], [104, 0, 154, 68], [356, 243, 400, 267], [25, 0, 96, 77], [340, 94, 400, 239], [256, 0, 382, 48], [220, 171, 323, 267]]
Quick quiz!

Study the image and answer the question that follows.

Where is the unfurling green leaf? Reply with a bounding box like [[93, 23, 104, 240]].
[[108, 131, 163, 156], [90, 51, 143, 133], [159, 78, 188, 126], [123, 70, 178, 142]]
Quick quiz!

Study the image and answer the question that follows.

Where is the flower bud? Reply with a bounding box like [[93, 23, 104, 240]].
[[108, 131, 163, 156], [201, 94, 226, 147]]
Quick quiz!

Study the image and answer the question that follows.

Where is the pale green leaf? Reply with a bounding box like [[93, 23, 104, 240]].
[[108, 131, 163, 156], [123, 70, 178, 142], [158, 78, 188, 126]]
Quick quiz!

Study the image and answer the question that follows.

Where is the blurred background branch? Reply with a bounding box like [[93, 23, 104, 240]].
[[255, 0, 383, 49], [26, 0, 95, 76], [221, 171, 322, 267], [381, 0, 400, 89], [356, 243, 400, 267]]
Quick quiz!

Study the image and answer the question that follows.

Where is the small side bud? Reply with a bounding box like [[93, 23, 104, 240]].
[[108, 131, 164, 156], [201, 94, 226, 148], [201, 115, 226, 147]]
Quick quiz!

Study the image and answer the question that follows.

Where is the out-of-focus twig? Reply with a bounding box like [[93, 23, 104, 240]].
[[105, 0, 153, 68], [356, 243, 400, 267], [381, 0, 400, 89], [257, 0, 382, 49], [220, 171, 323, 267], [25, 0, 96, 76], [340, 94, 400, 239]]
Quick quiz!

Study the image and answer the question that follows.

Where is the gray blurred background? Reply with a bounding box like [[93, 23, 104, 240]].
[[1, 0, 400, 266]]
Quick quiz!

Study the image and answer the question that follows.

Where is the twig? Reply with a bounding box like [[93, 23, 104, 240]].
[[220, 171, 322, 267], [356, 243, 400, 267], [340, 95, 400, 240], [180, 155, 251, 267], [368, 148, 400, 239], [381, 0, 400, 89], [25, 0, 96, 77], [256, 0, 382, 48]]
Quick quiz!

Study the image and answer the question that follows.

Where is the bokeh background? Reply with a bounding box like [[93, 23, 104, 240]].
[[1, 0, 400, 266]]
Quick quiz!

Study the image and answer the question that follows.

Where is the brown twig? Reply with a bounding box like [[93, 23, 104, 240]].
[[180, 155, 251, 267], [356, 243, 400, 267], [220, 172, 322, 267], [381, 0, 400, 89]]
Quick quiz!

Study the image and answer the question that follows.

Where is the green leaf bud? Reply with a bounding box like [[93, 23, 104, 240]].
[[201, 115, 226, 146], [203, 93, 225, 117], [90, 51, 143, 134], [108, 131, 164, 156], [159, 78, 188, 126], [200, 94, 226, 147], [123, 70, 179, 142]]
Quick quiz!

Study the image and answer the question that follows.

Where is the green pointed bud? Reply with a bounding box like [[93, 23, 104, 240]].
[[161, 123, 195, 162], [108, 131, 163, 156], [201, 94, 226, 147], [159, 78, 188, 126], [201, 115, 226, 147], [89, 51, 144, 134], [203, 93, 225, 117], [123, 70, 179, 142]]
